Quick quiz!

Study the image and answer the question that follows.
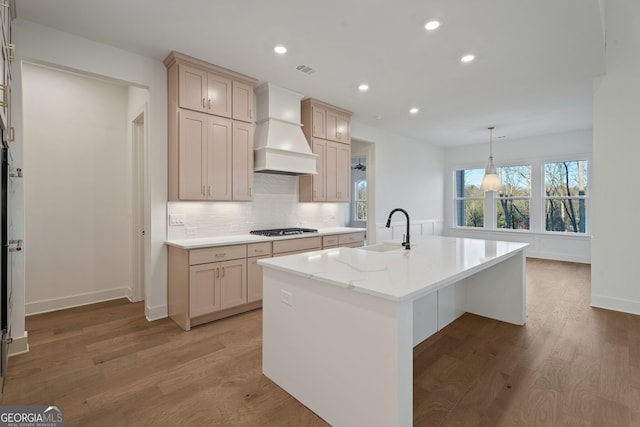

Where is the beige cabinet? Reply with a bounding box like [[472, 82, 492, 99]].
[[177, 110, 232, 201], [168, 244, 255, 331], [232, 121, 254, 201], [178, 63, 232, 117], [247, 242, 272, 303], [300, 98, 352, 203], [232, 81, 254, 123], [326, 109, 350, 144], [166, 51, 257, 202], [338, 232, 365, 248]]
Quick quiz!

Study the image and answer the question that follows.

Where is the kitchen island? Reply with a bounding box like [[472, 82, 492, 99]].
[[259, 235, 528, 427]]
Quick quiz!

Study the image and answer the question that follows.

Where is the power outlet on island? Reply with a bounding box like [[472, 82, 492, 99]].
[[280, 289, 293, 306]]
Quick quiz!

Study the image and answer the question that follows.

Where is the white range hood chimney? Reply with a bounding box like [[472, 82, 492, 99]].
[[253, 83, 318, 175]]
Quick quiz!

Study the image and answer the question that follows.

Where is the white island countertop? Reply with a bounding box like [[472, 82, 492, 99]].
[[166, 227, 365, 250], [259, 235, 528, 302]]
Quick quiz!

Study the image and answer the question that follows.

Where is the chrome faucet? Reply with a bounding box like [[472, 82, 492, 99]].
[[385, 208, 410, 250]]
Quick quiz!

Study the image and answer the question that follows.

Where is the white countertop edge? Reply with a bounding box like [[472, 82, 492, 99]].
[[166, 227, 366, 249], [259, 242, 529, 303]]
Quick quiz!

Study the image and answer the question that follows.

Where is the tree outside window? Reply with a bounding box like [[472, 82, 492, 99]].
[[354, 180, 367, 221], [545, 160, 588, 233], [497, 165, 531, 230], [455, 169, 484, 227]]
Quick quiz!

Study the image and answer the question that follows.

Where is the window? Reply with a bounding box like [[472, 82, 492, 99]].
[[497, 165, 531, 230], [354, 179, 367, 221], [455, 169, 484, 227], [544, 160, 588, 233]]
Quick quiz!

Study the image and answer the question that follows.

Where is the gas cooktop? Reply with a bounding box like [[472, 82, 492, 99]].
[[250, 227, 318, 237]]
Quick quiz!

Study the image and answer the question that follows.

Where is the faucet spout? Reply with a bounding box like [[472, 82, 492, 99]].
[[385, 208, 411, 250]]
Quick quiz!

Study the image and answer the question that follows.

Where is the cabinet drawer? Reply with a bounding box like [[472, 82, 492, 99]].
[[322, 235, 339, 248], [273, 237, 322, 255], [248, 242, 272, 257], [338, 232, 365, 246], [189, 244, 247, 265]]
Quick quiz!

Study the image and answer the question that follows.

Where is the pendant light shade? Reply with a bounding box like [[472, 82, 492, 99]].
[[480, 126, 502, 192]]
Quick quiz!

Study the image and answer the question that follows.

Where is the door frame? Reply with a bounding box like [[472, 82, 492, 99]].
[[351, 138, 376, 245], [131, 105, 148, 303]]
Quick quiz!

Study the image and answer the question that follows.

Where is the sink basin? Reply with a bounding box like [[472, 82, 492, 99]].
[[360, 243, 405, 252]]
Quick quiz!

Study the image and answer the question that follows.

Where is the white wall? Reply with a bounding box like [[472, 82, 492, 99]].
[[350, 118, 445, 244], [22, 64, 132, 314], [11, 19, 168, 347], [444, 129, 593, 263], [591, 0, 640, 314]]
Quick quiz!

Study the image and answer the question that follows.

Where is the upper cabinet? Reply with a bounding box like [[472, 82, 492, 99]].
[[165, 51, 257, 201], [300, 98, 352, 203]]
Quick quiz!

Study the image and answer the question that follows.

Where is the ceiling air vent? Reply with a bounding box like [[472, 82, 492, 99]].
[[296, 65, 316, 75]]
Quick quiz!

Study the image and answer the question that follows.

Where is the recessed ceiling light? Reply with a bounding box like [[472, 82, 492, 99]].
[[461, 54, 475, 63], [358, 84, 369, 91], [274, 46, 287, 54], [409, 107, 419, 114], [424, 21, 440, 31]]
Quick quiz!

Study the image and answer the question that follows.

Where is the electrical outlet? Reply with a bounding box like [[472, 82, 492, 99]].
[[169, 214, 185, 226], [185, 226, 197, 236], [230, 225, 240, 232], [280, 289, 293, 306]]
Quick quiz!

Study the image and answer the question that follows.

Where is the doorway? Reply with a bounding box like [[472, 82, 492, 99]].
[[351, 139, 375, 244]]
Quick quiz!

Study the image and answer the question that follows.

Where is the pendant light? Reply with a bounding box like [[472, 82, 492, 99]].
[[480, 126, 502, 192]]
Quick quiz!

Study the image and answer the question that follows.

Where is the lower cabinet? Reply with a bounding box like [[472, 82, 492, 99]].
[[189, 258, 247, 317], [168, 231, 365, 331]]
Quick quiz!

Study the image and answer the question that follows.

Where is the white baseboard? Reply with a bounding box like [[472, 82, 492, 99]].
[[8, 332, 29, 356], [25, 287, 130, 315], [591, 294, 640, 316], [145, 304, 168, 321]]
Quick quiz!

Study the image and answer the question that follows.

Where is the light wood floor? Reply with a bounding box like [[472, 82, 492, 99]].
[[2, 258, 639, 426]]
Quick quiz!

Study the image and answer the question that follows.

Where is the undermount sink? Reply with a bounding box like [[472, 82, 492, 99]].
[[360, 243, 405, 252]]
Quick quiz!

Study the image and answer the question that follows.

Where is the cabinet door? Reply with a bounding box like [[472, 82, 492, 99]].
[[312, 139, 327, 201], [178, 64, 207, 112], [232, 81, 254, 123], [208, 116, 233, 200], [326, 142, 338, 201], [189, 263, 220, 317], [336, 142, 351, 201], [219, 259, 247, 310], [336, 114, 350, 144], [311, 105, 326, 139], [178, 110, 207, 200], [248, 255, 270, 303], [326, 109, 339, 142], [207, 73, 232, 118], [232, 121, 254, 200]]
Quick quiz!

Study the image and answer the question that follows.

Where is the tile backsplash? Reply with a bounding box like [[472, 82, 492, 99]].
[[168, 173, 348, 240]]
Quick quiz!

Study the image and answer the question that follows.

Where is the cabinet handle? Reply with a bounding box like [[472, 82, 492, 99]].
[[8, 44, 15, 62], [207, 185, 211, 196], [249, 187, 252, 197], [221, 267, 225, 277], [208, 99, 212, 109], [254, 249, 264, 253], [8, 127, 14, 142], [202, 185, 206, 196], [216, 268, 220, 278], [215, 253, 226, 258], [202, 98, 206, 108], [249, 109, 253, 119]]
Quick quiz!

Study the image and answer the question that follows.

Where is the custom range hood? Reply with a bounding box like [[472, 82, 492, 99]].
[[254, 83, 318, 175]]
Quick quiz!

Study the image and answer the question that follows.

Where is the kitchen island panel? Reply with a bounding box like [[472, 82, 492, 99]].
[[262, 268, 412, 427]]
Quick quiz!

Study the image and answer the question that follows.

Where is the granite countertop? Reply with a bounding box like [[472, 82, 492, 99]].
[[258, 235, 528, 302], [166, 227, 366, 250]]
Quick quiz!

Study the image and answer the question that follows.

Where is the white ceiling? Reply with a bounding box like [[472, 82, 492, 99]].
[[15, 0, 606, 147]]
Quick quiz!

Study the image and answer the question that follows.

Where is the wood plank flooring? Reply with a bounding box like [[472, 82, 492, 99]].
[[2, 258, 639, 426]]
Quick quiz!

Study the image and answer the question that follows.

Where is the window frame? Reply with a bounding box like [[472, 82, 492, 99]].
[[453, 168, 485, 229], [496, 164, 532, 231], [353, 178, 367, 222], [543, 159, 589, 234]]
